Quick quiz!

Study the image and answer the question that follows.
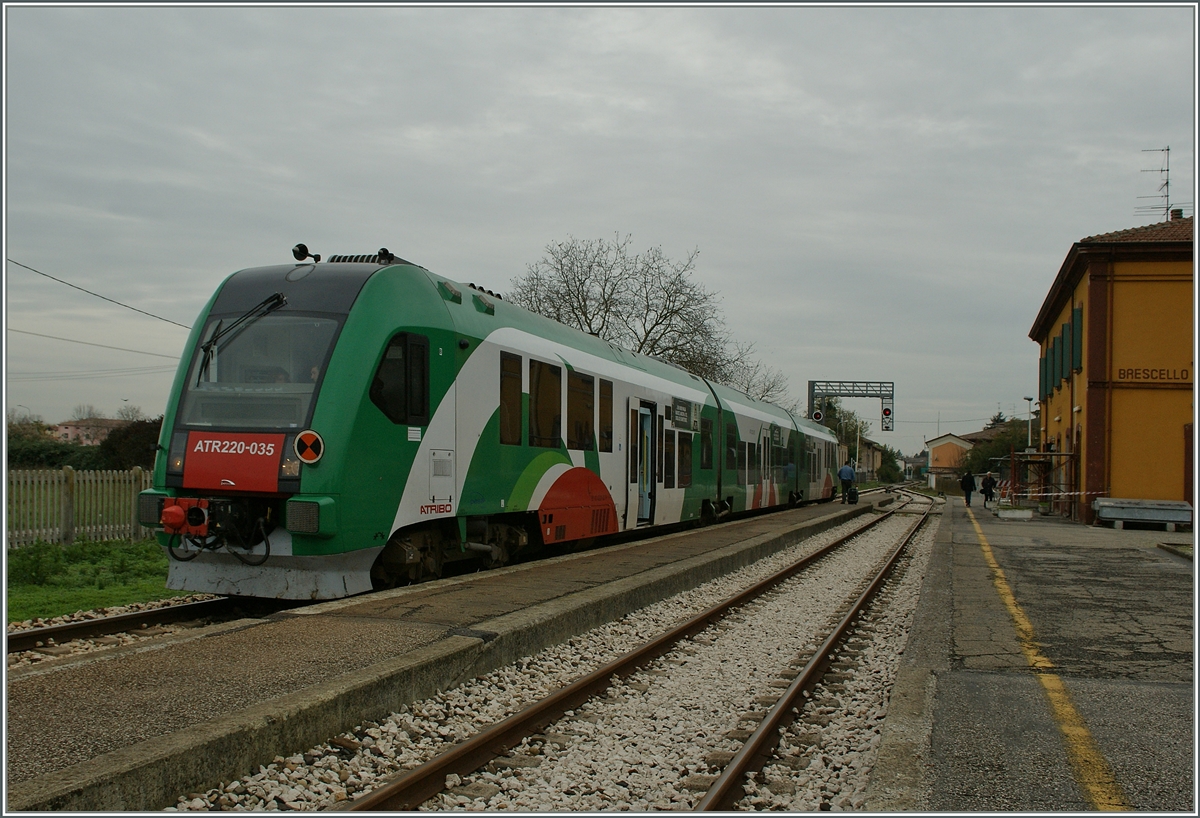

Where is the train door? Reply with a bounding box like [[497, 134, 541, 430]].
[[626, 399, 657, 527], [638, 404, 656, 523]]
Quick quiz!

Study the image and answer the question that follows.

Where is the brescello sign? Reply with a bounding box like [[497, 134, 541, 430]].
[[1116, 367, 1191, 382]]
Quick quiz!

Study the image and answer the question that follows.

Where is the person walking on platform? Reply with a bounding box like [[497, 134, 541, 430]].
[[981, 473, 997, 506], [960, 471, 977, 507], [838, 460, 855, 503]]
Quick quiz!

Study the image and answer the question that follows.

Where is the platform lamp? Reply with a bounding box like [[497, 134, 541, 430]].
[[1023, 396, 1034, 447]]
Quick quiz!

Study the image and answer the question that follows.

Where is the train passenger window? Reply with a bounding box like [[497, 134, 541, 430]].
[[370, 333, 429, 426], [599, 380, 613, 452], [737, 441, 747, 485], [747, 442, 759, 485], [656, 415, 664, 483], [629, 409, 639, 483], [567, 371, 595, 450], [678, 432, 693, 488], [726, 424, 738, 472], [700, 418, 713, 470], [529, 359, 561, 448], [499, 352, 522, 445], [664, 430, 676, 489]]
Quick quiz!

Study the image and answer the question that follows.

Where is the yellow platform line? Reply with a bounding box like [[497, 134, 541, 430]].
[[965, 506, 1130, 811]]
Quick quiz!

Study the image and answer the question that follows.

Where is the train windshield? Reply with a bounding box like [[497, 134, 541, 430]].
[[177, 313, 341, 429]]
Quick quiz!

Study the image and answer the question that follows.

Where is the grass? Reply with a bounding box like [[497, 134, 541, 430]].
[[5, 538, 185, 624]]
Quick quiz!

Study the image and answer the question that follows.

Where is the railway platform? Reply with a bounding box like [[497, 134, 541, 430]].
[[6, 495, 888, 812], [867, 496, 1194, 811]]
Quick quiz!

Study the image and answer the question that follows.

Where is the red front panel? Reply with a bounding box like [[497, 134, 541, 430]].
[[183, 432, 286, 493]]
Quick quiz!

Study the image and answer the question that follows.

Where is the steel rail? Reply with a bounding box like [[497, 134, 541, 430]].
[[348, 500, 904, 811], [696, 500, 933, 810], [6, 597, 239, 654]]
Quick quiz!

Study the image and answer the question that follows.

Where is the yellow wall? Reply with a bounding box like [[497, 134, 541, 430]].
[[1038, 258, 1193, 504], [929, 440, 967, 471], [1110, 388, 1193, 500]]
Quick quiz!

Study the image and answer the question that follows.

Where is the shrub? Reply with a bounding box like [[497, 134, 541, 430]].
[[7, 542, 67, 585]]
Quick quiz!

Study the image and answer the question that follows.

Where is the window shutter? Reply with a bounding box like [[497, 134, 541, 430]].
[[1072, 307, 1083, 371]]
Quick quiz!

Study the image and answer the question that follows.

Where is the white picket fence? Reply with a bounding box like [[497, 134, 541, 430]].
[[6, 467, 154, 547]]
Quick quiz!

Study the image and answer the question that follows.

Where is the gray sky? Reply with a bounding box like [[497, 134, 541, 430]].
[[4, 5, 1195, 456]]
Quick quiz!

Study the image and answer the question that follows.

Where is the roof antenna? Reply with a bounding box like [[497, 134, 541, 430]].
[[292, 243, 321, 263]]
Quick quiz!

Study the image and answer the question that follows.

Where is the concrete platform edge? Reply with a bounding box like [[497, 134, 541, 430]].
[[8, 501, 877, 812], [865, 501, 951, 811], [6, 636, 485, 812]]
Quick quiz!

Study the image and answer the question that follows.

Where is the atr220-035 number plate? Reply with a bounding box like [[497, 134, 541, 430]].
[[183, 432, 286, 493]]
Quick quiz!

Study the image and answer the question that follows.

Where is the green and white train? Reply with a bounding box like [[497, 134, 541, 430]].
[[138, 248, 841, 599]]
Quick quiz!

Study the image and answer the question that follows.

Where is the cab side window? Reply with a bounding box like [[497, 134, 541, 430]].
[[370, 333, 429, 425]]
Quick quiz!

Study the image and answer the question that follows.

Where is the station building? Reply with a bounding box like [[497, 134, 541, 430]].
[[1029, 210, 1193, 523]]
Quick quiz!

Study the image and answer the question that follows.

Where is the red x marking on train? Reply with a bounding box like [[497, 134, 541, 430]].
[[294, 430, 324, 464]]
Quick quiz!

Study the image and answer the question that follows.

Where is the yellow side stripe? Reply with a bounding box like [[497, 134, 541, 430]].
[[966, 506, 1130, 811]]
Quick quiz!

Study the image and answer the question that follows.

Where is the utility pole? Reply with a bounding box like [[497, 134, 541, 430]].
[[1024, 396, 1034, 448]]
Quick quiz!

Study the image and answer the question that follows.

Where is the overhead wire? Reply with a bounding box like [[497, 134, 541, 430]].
[[6, 257, 193, 329], [7, 328, 182, 359]]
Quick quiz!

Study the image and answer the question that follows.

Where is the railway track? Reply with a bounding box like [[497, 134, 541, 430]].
[[346, 494, 933, 812], [5, 596, 298, 655]]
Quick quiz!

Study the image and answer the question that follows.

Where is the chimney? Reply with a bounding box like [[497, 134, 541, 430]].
[[1170, 208, 1184, 220]]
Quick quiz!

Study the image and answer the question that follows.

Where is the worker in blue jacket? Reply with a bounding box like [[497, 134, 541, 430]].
[[838, 460, 855, 503]]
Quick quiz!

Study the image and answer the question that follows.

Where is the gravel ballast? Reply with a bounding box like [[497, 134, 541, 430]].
[[164, 498, 935, 811]]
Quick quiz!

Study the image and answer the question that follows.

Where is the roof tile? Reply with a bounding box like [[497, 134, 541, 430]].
[[1080, 215, 1193, 244]]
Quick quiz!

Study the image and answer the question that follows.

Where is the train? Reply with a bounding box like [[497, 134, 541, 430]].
[[138, 246, 842, 599]]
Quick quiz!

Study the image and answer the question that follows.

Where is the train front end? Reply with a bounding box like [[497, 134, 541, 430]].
[[138, 256, 404, 599]]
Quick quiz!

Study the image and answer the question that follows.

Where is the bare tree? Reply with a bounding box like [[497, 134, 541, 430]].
[[116, 404, 147, 421], [509, 234, 633, 340], [511, 234, 734, 380], [71, 404, 105, 421], [719, 341, 794, 408]]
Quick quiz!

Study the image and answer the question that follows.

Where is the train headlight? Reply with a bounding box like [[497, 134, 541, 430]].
[[279, 434, 300, 478], [280, 452, 301, 479], [167, 432, 188, 475]]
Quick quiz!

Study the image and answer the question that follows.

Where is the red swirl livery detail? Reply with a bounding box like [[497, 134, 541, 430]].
[[538, 467, 618, 544], [183, 432, 286, 493]]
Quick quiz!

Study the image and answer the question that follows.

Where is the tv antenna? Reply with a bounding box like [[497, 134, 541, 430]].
[[1136, 147, 1171, 221]]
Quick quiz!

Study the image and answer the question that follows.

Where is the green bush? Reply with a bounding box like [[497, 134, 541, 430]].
[[6, 538, 175, 622], [7, 541, 67, 585]]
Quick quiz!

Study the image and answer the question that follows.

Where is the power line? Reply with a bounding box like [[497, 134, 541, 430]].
[[7, 365, 179, 382], [6, 258, 193, 330], [7, 328, 182, 359]]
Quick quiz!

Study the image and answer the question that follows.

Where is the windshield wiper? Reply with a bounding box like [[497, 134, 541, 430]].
[[196, 292, 287, 385]]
